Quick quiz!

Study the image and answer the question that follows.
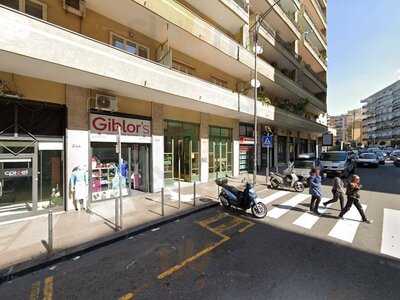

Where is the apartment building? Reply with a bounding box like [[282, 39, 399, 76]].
[[362, 80, 400, 146], [0, 0, 327, 221], [328, 108, 363, 145]]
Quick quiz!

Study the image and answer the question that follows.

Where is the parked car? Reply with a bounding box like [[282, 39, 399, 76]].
[[319, 151, 356, 178], [356, 153, 379, 168], [376, 151, 386, 164], [292, 153, 316, 187], [390, 150, 400, 161], [394, 157, 400, 167]]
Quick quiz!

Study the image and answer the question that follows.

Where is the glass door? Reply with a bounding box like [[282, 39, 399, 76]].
[[0, 156, 34, 218]]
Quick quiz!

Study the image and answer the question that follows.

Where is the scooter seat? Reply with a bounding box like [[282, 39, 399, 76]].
[[223, 184, 241, 196]]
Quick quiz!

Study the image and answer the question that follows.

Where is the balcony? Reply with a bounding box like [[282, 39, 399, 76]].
[[302, 7, 327, 48], [249, 0, 301, 43], [303, 0, 326, 32], [182, 0, 249, 36]]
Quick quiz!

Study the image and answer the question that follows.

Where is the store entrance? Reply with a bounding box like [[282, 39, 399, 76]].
[[0, 155, 35, 217]]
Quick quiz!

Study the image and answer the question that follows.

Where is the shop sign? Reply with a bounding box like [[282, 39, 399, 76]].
[[90, 114, 151, 137], [0, 168, 31, 178], [240, 137, 255, 145]]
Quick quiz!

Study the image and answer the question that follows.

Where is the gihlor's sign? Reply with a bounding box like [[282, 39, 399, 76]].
[[90, 114, 151, 137]]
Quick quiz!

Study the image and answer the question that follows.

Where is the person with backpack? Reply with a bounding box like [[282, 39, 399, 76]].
[[338, 174, 373, 224], [323, 176, 345, 210]]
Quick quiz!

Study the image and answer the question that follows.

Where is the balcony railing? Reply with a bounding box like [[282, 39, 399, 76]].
[[303, 6, 327, 44], [304, 35, 327, 65], [314, 0, 327, 23], [277, 2, 301, 32]]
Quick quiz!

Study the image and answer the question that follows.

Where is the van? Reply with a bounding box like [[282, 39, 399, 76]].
[[319, 151, 355, 177]]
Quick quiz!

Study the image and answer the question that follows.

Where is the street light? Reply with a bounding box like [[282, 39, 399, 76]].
[[249, 0, 282, 185]]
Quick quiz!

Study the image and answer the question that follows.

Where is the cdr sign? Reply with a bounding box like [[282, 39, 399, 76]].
[[0, 168, 31, 179], [90, 114, 151, 137]]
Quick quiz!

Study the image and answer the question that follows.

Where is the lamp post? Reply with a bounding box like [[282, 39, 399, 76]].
[[249, 0, 282, 185]]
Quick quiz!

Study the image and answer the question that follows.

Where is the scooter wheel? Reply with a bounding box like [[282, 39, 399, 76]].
[[219, 195, 231, 209], [293, 181, 305, 192], [251, 202, 267, 218], [270, 178, 280, 189]]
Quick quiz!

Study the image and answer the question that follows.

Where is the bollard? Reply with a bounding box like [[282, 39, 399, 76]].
[[178, 181, 181, 209], [193, 181, 196, 207], [115, 197, 120, 231], [48, 210, 53, 253], [161, 187, 165, 216]]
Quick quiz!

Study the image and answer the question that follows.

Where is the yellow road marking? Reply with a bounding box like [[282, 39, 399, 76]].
[[213, 218, 243, 233], [157, 214, 254, 280], [29, 281, 40, 300], [119, 292, 135, 300], [43, 276, 54, 300], [238, 222, 255, 233]]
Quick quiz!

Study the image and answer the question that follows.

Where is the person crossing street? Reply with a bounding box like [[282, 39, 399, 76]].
[[309, 167, 322, 215], [323, 176, 345, 210]]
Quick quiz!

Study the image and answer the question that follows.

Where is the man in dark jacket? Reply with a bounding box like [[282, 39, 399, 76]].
[[339, 175, 372, 223], [309, 167, 322, 215]]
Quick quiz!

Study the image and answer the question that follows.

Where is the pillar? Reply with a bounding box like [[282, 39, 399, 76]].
[[65, 85, 89, 211], [241, 24, 250, 49], [233, 121, 240, 177], [274, 134, 278, 170], [151, 103, 164, 192], [286, 134, 290, 163], [200, 113, 209, 183]]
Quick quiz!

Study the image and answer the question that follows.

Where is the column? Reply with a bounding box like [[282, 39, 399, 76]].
[[151, 103, 164, 192], [241, 24, 250, 49], [200, 113, 209, 183], [273, 134, 278, 170], [307, 139, 312, 153], [233, 121, 240, 177], [65, 85, 89, 211], [286, 134, 290, 163]]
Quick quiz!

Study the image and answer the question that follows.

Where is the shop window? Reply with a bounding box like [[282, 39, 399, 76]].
[[110, 33, 149, 59], [172, 60, 195, 76], [209, 126, 233, 178], [0, 0, 47, 19], [211, 76, 228, 88]]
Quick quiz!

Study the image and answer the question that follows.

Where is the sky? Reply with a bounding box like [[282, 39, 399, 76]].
[[327, 0, 400, 116]]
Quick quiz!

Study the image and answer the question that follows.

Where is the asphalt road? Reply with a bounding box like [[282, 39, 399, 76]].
[[1, 163, 400, 300]]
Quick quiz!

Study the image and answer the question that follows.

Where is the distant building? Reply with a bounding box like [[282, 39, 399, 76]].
[[328, 108, 363, 145], [361, 80, 400, 146]]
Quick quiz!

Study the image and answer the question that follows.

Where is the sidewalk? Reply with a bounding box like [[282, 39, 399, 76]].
[[0, 176, 268, 280]]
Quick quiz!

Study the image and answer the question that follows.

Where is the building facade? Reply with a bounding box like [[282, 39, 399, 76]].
[[0, 0, 327, 221], [328, 108, 362, 145], [362, 80, 400, 146]]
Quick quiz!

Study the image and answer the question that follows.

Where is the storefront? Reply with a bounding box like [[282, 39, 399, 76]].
[[277, 136, 287, 163], [298, 138, 308, 155], [88, 112, 151, 202], [239, 123, 254, 173], [164, 120, 200, 184], [209, 126, 233, 179], [288, 137, 295, 161], [0, 97, 65, 221]]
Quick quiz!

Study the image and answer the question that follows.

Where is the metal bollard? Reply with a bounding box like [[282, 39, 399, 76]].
[[115, 197, 120, 231], [178, 181, 181, 209], [193, 181, 196, 207], [48, 210, 53, 253], [161, 187, 165, 216]]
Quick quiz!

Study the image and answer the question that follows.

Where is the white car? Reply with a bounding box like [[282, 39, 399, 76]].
[[319, 151, 355, 177], [357, 153, 379, 168]]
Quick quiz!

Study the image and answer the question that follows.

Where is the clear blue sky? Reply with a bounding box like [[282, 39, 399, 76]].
[[327, 0, 400, 115]]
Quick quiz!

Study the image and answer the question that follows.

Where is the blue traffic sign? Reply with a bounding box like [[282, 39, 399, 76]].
[[261, 135, 273, 148]]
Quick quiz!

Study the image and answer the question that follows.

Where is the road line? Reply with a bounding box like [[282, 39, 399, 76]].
[[381, 208, 400, 259], [43, 276, 54, 300], [267, 194, 310, 219], [213, 218, 243, 233], [328, 204, 367, 243], [119, 292, 135, 300], [293, 198, 331, 229], [257, 191, 291, 205], [29, 281, 40, 300]]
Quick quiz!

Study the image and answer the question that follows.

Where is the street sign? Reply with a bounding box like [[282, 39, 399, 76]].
[[322, 132, 333, 146], [261, 135, 273, 148]]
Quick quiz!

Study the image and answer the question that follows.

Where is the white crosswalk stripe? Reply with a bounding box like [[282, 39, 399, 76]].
[[257, 191, 290, 205], [328, 204, 367, 243], [267, 193, 310, 219], [381, 208, 400, 259], [293, 198, 331, 229]]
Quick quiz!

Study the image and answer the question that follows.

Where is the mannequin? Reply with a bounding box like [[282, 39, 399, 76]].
[[70, 165, 88, 210]]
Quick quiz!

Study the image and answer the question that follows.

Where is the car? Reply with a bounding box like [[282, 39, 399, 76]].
[[293, 153, 316, 186], [319, 151, 356, 178], [394, 157, 400, 167], [356, 153, 379, 168], [375, 151, 386, 164], [390, 150, 400, 161]]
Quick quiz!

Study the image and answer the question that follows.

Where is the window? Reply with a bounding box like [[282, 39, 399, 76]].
[[110, 33, 149, 59], [211, 76, 228, 88], [172, 60, 195, 75], [0, 0, 47, 19], [63, 0, 85, 16], [65, 0, 80, 10]]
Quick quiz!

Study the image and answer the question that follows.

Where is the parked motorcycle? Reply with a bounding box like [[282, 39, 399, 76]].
[[269, 162, 305, 192], [216, 178, 267, 218]]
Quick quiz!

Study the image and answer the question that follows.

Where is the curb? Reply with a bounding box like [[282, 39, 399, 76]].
[[0, 201, 219, 284]]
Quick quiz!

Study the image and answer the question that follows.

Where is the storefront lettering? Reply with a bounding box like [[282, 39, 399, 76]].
[[90, 114, 151, 136], [0, 168, 31, 178]]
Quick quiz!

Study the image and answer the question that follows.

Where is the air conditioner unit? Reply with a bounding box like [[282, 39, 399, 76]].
[[92, 94, 118, 112], [63, 0, 86, 17]]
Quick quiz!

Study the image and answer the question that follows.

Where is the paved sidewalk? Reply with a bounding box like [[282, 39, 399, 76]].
[[0, 176, 268, 279]]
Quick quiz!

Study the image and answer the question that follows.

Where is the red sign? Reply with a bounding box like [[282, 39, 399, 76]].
[[240, 137, 255, 145], [90, 114, 151, 137]]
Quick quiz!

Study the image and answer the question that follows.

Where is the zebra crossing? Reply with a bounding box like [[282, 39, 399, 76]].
[[250, 190, 400, 261]]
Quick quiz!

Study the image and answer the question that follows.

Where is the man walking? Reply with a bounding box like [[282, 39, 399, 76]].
[[339, 175, 372, 224], [323, 176, 345, 210], [309, 167, 322, 215]]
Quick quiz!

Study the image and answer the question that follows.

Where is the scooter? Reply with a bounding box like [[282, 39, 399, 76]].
[[216, 178, 267, 218], [269, 162, 305, 192]]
